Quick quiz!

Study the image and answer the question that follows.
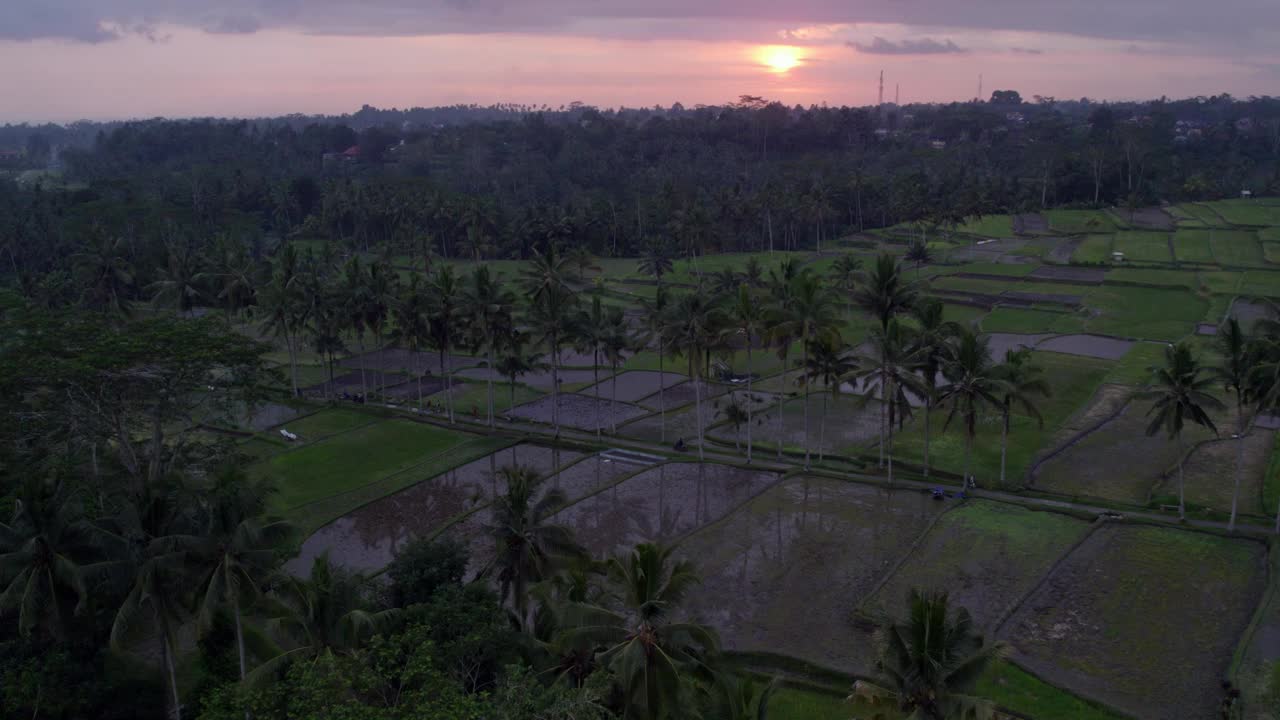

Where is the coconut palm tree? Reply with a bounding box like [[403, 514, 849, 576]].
[[783, 273, 843, 469], [765, 261, 800, 460], [147, 238, 205, 315], [363, 259, 399, 395], [602, 307, 635, 434], [852, 589, 1007, 720], [854, 319, 926, 483], [1140, 342, 1224, 521], [259, 248, 308, 397], [463, 264, 516, 428], [637, 239, 676, 286], [525, 282, 581, 440], [639, 286, 674, 443], [495, 328, 548, 419], [576, 296, 615, 439], [804, 337, 859, 464], [940, 329, 1003, 489], [1214, 318, 1259, 531], [189, 466, 294, 683], [702, 673, 782, 720], [0, 477, 98, 639], [829, 253, 862, 315], [667, 288, 725, 461], [522, 244, 577, 302], [426, 264, 463, 423], [254, 553, 400, 681], [339, 256, 372, 395], [559, 543, 719, 720], [72, 234, 134, 319], [909, 300, 959, 479], [855, 253, 918, 467], [716, 400, 751, 451], [994, 348, 1052, 487], [485, 465, 584, 631], [724, 284, 768, 462], [905, 240, 933, 279], [390, 271, 433, 409]]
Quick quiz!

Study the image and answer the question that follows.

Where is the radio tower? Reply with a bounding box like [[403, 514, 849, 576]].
[[978, 74, 983, 102], [895, 83, 900, 106], [878, 70, 884, 107]]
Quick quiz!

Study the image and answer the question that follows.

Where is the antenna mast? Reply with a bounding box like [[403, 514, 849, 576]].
[[895, 83, 900, 106], [978, 74, 983, 102], [878, 70, 884, 107]]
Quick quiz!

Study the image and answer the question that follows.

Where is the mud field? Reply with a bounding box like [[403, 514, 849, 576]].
[[551, 462, 780, 557], [864, 500, 1092, 630], [734, 394, 883, 455], [983, 333, 1053, 360], [678, 478, 945, 676], [1000, 524, 1266, 719], [287, 445, 568, 575], [580, 370, 688, 403], [1231, 299, 1276, 329], [508, 393, 650, 431], [637, 380, 730, 411], [455, 366, 599, 390], [302, 371, 407, 396], [1123, 207, 1177, 231], [381, 376, 446, 401], [1002, 291, 1083, 307], [1013, 213, 1049, 234], [1036, 334, 1135, 360]]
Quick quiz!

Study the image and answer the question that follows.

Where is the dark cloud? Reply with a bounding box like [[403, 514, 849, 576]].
[[0, 0, 1276, 54], [1010, 47, 1044, 55], [849, 36, 967, 55]]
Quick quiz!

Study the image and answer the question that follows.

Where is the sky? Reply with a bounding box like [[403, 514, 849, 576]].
[[2, 1, 1278, 122]]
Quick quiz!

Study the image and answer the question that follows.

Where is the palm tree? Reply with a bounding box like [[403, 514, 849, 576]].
[[340, 256, 372, 395], [667, 289, 725, 460], [577, 296, 613, 439], [0, 477, 97, 639], [390, 271, 432, 409], [637, 239, 675, 286], [765, 261, 800, 461], [522, 244, 576, 302], [940, 329, 1003, 489], [189, 467, 294, 683], [560, 543, 719, 720], [829, 253, 862, 316], [463, 264, 516, 428], [255, 553, 400, 681], [485, 465, 584, 631], [639, 286, 674, 443], [1140, 342, 1224, 520], [426, 264, 463, 423], [804, 337, 859, 464], [854, 253, 918, 332], [495, 329, 548, 419], [72, 234, 134, 319], [855, 319, 925, 483], [525, 282, 581, 440], [363, 259, 399, 395], [724, 284, 768, 462], [905, 240, 933, 279], [909, 300, 959, 479], [782, 273, 842, 469], [852, 589, 1006, 720], [994, 348, 1052, 487], [259, 245, 308, 397], [147, 238, 204, 315], [603, 307, 634, 434], [702, 673, 781, 720], [1215, 318, 1258, 531], [855, 253, 918, 467], [717, 401, 751, 451]]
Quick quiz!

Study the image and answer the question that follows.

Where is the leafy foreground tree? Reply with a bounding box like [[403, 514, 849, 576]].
[[852, 589, 1007, 720], [909, 300, 959, 480], [561, 543, 719, 720], [1141, 342, 1223, 521], [485, 465, 584, 632], [940, 329, 1003, 489], [1214, 318, 1259, 532]]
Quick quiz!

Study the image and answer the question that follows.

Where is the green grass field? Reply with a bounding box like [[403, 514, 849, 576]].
[[981, 307, 1086, 334], [1113, 230, 1172, 263], [1171, 228, 1216, 263], [960, 214, 1015, 238], [1211, 199, 1280, 226], [975, 662, 1127, 720], [1211, 230, 1267, 267], [1101, 341, 1168, 385], [1104, 267, 1198, 289], [1071, 235, 1114, 263], [1083, 285, 1206, 340], [259, 418, 477, 511], [1176, 203, 1229, 227]]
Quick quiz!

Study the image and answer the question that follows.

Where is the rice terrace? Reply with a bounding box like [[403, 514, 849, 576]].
[[148, 198, 1280, 718], [8, 91, 1280, 720]]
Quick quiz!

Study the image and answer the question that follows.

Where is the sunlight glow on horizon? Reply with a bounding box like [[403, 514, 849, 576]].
[[758, 45, 802, 73]]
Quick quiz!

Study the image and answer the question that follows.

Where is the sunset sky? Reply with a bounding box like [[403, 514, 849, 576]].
[[3, 1, 1278, 122]]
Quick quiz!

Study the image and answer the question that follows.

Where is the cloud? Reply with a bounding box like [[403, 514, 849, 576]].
[[1010, 46, 1044, 55], [0, 0, 1277, 58], [849, 36, 966, 55]]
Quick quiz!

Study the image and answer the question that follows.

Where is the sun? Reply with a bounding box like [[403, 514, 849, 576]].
[[759, 45, 802, 73]]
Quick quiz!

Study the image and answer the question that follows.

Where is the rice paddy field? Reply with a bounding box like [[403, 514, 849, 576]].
[[264, 198, 1280, 720]]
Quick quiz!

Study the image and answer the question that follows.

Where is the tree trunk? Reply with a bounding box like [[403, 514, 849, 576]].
[[964, 426, 974, 489], [161, 621, 182, 720], [923, 399, 932, 479], [817, 390, 828, 464], [885, 377, 894, 485], [551, 338, 561, 438], [801, 340, 811, 469], [999, 408, 1010, 487], [592, 350, 602, 440], [1230, 405, 1246, 532], [878, 369, 887, 468], [745, 342, 753, 463], [693, 362, 706, 461], [658, 340, 667, 444], [486, 346, 496, 429], [1177, 434, 1186, 521], [611, 363, 619, 433], [286, 331, 299, 397], [358, 336, 368, 397]]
